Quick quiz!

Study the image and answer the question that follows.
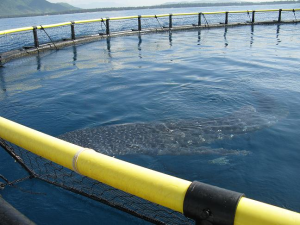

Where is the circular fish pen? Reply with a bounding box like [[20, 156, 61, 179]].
[[1, 7, 300, 225]]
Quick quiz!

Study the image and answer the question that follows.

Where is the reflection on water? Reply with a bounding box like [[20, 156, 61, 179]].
[[224, 27, 228, 47], [276, 24, 281, 45], [169, 32, 173, 47], [72, 45, 77, 66], [0, 24, 296, 98]]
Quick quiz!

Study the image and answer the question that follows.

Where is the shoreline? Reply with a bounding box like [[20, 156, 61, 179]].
[[0, 1, 299, 19]]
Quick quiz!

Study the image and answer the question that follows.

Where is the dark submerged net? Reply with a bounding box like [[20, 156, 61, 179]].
[[0, 137, 194, 225]]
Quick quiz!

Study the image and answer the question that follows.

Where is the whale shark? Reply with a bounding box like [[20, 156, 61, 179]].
[[59, 94, 286, 157]]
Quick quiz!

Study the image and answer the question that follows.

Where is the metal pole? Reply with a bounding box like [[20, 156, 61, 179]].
[[33, 26, 39, 48], [138, 15, 142, 31], [106, 18, 110, 35], [198, 13, 202, 26], [169, 14, 172, 29], [71, 22, 76, 40], [278, 9, 282, 22], [252, 11, 255, 23], [225, 12, 229, 24]]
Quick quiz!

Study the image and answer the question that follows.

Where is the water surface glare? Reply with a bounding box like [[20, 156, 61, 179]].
[[1, 23, 300, 224]]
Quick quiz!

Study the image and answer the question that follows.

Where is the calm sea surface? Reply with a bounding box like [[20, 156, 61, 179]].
[[1, 4, 300, 225]]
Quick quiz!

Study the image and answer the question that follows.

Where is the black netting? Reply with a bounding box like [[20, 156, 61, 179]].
[[142, 17, 168, 30], [110, 19, 138, 32], [202, 13, 225, 26], [282, 10, 299, 22], [0, 31, 34, 53], [75, 22, 106, 37], [37, 25, 71, 45], [0, 138, 194, 225], [255, 11, 279, 22], [228, 12, 252, 24], [173, 15, 198, 27]]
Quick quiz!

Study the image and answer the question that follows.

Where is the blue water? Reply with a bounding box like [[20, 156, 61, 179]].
[[1, 5, 300, 225]]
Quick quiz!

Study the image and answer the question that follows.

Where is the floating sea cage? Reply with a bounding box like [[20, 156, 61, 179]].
[[1, 8, 300, 225], [0, 9, 299, 65]]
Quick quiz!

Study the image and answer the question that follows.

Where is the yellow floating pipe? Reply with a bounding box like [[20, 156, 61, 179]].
[[282, 8, 300, 12], [110, 16, 139, 21], [1, 116, 300, 224], [172, 12, 199, 16], [228, 10, 253, 14], [203, 11, 227, 14], [37, 22, 72, 29], [74, 18, 107, 24], [0, 27, 33, 35], [154, 14, 170, 18], [255, 9, 280, 12], [140, 15, 156, 18], [235, 197, 300, 225], [0, 116, 191, 213]]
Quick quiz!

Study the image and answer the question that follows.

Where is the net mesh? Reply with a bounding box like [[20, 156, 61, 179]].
[[282, 10, 299, 22], [110, 19, 138, 32], [37, 25, 71, 45], [228, 12, 252, 24], [255, 11, 279, 22], [173, 15, 198, 27], [75, 21, 106, 37], [142, 17, 168, 30], [0, 137, 194, 225], [202, 13, 225, 25], [0, 31, 34, 53]]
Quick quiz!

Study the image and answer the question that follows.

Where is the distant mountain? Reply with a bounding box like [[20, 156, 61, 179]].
[[75, 2, 127, 9], [0, 0, 79, 17]]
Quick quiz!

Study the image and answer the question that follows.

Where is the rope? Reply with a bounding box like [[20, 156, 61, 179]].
[[99, 18, 107, 35], [247, 11, 251, 22], [0, 174, 44, 194], [293, 9, 297, 21], [202, 14, 209, 27], [155, 15, 164, 30], [40, 25, 58, 50]]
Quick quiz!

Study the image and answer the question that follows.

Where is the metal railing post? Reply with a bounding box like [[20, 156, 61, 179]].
[[278, 9, 282, 22], [71, 22, 76, 40], [138, 15, 142, 31], [252, 11, 255, 23], [225, 12, 229, 24], [33, 26, 39, 48], [198, 13, 202, 26], [106, 18, 110, 35], [169, 14, 173, 29]]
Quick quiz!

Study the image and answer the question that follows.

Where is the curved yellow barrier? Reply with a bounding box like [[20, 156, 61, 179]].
[[0, 27, 33, 35], [0, 116, 191, 213], [0, 8, 299, 36], [37, 22, 72, 29], [74, 18, 107, 24], [110, 16, 139, 20], [1, 119, 300, 223]]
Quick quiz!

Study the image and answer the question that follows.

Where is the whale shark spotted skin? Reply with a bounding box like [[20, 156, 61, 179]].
[[59, 103, 285, 157]]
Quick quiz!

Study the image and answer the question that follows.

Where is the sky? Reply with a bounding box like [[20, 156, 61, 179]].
[[47, 0, 282, 9]]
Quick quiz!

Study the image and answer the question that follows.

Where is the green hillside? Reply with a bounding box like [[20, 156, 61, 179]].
[[0, 0, 79, 17]]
